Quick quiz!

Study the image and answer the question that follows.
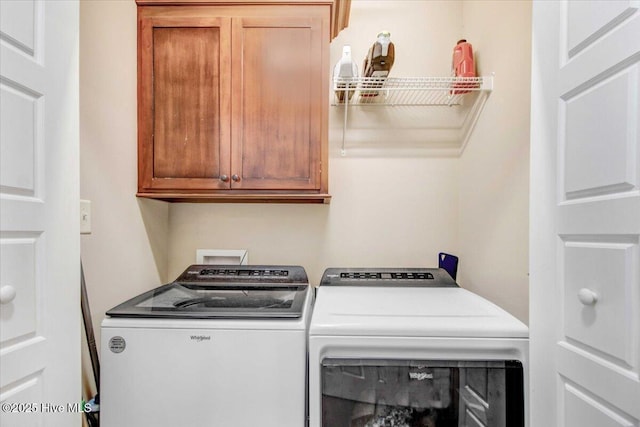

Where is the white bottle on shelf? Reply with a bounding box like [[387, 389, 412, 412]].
[[333, 45, 358, 103]]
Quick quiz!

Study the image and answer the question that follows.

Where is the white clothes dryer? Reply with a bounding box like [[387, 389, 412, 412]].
[[308, 268, 529, 427]]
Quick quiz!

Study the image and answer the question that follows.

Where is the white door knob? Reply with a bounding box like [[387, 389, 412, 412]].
[[0, 285, 17, 304], [578, 288, 598, 306]]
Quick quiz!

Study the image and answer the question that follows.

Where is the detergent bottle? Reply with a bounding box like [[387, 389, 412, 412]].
[[363, 31, 395, 78], [452, 39, 475, 78], [333, 45, 358, 103], [361, 31, 395, 96], [451, 39, 476, 94]]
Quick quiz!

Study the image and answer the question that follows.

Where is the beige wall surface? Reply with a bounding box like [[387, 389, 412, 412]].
[[80, 0, 170, 358], [458, 0, 532, 323], [79, 0, 531, 363], [168, 156, 460, 284]]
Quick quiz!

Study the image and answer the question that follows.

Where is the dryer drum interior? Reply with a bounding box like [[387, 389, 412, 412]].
[[321, 359, 524, 427]]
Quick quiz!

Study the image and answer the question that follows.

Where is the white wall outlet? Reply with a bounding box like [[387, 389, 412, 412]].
[[80, 199, 91, 234], [196, 249, 248, 265]]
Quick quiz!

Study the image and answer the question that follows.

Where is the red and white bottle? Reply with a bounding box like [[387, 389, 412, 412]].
[[452, 39, 475, 94]]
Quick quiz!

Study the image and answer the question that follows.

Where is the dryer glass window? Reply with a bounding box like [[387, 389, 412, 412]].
[[321, 359, 524, 427]]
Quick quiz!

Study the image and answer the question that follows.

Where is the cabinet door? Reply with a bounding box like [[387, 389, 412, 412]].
[[231, 16, 324, 190], [138, 16, 231, 191]]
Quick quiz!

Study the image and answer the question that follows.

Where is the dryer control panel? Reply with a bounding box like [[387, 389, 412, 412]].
[[320, 268, 458, 287]]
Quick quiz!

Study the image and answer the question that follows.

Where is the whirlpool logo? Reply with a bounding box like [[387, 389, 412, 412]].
[[190, 335, 212, 342], [409, 372, 433, 381]]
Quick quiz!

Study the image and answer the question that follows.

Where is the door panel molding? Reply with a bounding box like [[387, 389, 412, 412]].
[[531, 1, 640, 426], [566, 0, 639, 58]]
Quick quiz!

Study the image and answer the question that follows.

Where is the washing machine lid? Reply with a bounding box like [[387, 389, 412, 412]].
[[106, 265, 310, 319], [310, 284, 528, 339]]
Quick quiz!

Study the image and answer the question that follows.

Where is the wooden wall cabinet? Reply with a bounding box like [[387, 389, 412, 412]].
[[136, 1, 337, 203]]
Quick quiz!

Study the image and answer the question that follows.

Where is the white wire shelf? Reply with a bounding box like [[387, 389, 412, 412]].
[[331, 75, 494, 156], [332, 76, 492, 106]]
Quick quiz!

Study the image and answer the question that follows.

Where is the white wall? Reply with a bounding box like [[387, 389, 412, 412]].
[[80, 0, 170, 358], [458, 0, 532, 323]]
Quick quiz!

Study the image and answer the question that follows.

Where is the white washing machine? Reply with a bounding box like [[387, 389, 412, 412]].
[[100, 265, 312, 427], [309, 268, 529, 427]]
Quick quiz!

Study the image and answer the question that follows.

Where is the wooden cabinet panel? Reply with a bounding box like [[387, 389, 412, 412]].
[[153, 27, 221, 179], [138, 16, 231, 191], [231, 16, 322, 190], [137, 3, 330, 202]]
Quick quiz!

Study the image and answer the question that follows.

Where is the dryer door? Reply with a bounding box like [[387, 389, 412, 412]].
[[321, 359, 524, 427]]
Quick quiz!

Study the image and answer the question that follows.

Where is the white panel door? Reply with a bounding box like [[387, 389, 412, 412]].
[[531, 1, 640, 426], [0, 1, 80, 426]]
